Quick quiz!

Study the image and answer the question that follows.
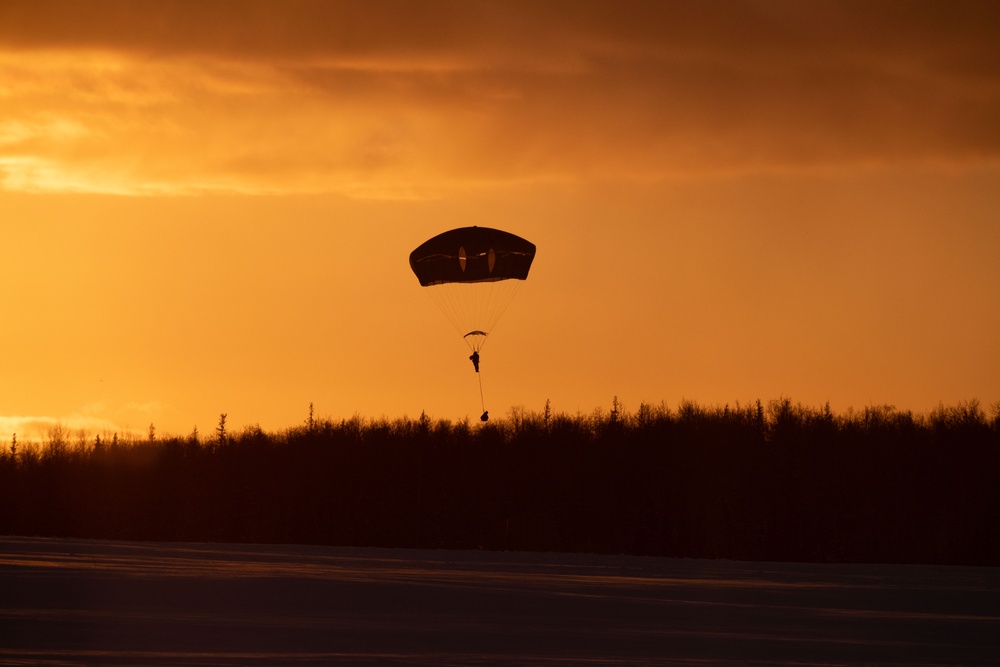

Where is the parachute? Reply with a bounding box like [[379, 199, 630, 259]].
[[409, 226, 536, 353], [410, 226, 536, 420]]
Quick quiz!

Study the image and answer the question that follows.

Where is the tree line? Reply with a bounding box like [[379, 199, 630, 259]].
[[1, 398, 998, 565]]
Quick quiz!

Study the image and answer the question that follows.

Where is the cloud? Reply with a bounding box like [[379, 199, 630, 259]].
[[0, 401, 173, 444], [1, 1, 998, 196], [0, 413, 120, 443], [122, 401, 169, 415]]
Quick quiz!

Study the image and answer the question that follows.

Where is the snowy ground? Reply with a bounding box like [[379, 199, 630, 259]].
[[1, 536, 998, 665]]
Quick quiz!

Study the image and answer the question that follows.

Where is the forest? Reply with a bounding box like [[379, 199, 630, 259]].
[[1, 398, 998, 566]]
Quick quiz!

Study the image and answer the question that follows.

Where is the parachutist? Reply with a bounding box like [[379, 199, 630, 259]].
[[410, 226, 535, 422], [480, 411, 489, 422]]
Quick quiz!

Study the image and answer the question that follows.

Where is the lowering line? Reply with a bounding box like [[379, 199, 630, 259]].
[[478, 369, 488, 422]]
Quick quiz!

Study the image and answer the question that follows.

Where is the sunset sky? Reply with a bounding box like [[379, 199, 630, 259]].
[[2, 1, 999, 440]]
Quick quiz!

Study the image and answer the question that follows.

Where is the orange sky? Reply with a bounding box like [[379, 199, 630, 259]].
[[2, 1, 999, 440]]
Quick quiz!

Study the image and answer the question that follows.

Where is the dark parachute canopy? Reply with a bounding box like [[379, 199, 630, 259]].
[[409, 226, 536, 352], [409, 226, 536, 286]]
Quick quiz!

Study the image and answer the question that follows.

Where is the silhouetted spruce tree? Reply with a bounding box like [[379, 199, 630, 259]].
[[216, 413, 227, 445]]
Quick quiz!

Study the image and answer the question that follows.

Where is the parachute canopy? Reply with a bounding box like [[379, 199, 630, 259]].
[[409, 226, 536, 286], [410, 226, 536, 352]]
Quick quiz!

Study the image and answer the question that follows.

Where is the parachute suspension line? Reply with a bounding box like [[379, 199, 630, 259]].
[[486, 279, 524, 343], [420, 283, 468, 341], [421, 278, 525, 355]]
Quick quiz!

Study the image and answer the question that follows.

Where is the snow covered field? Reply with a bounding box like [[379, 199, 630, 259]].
[[2, 536, 998, 665]]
